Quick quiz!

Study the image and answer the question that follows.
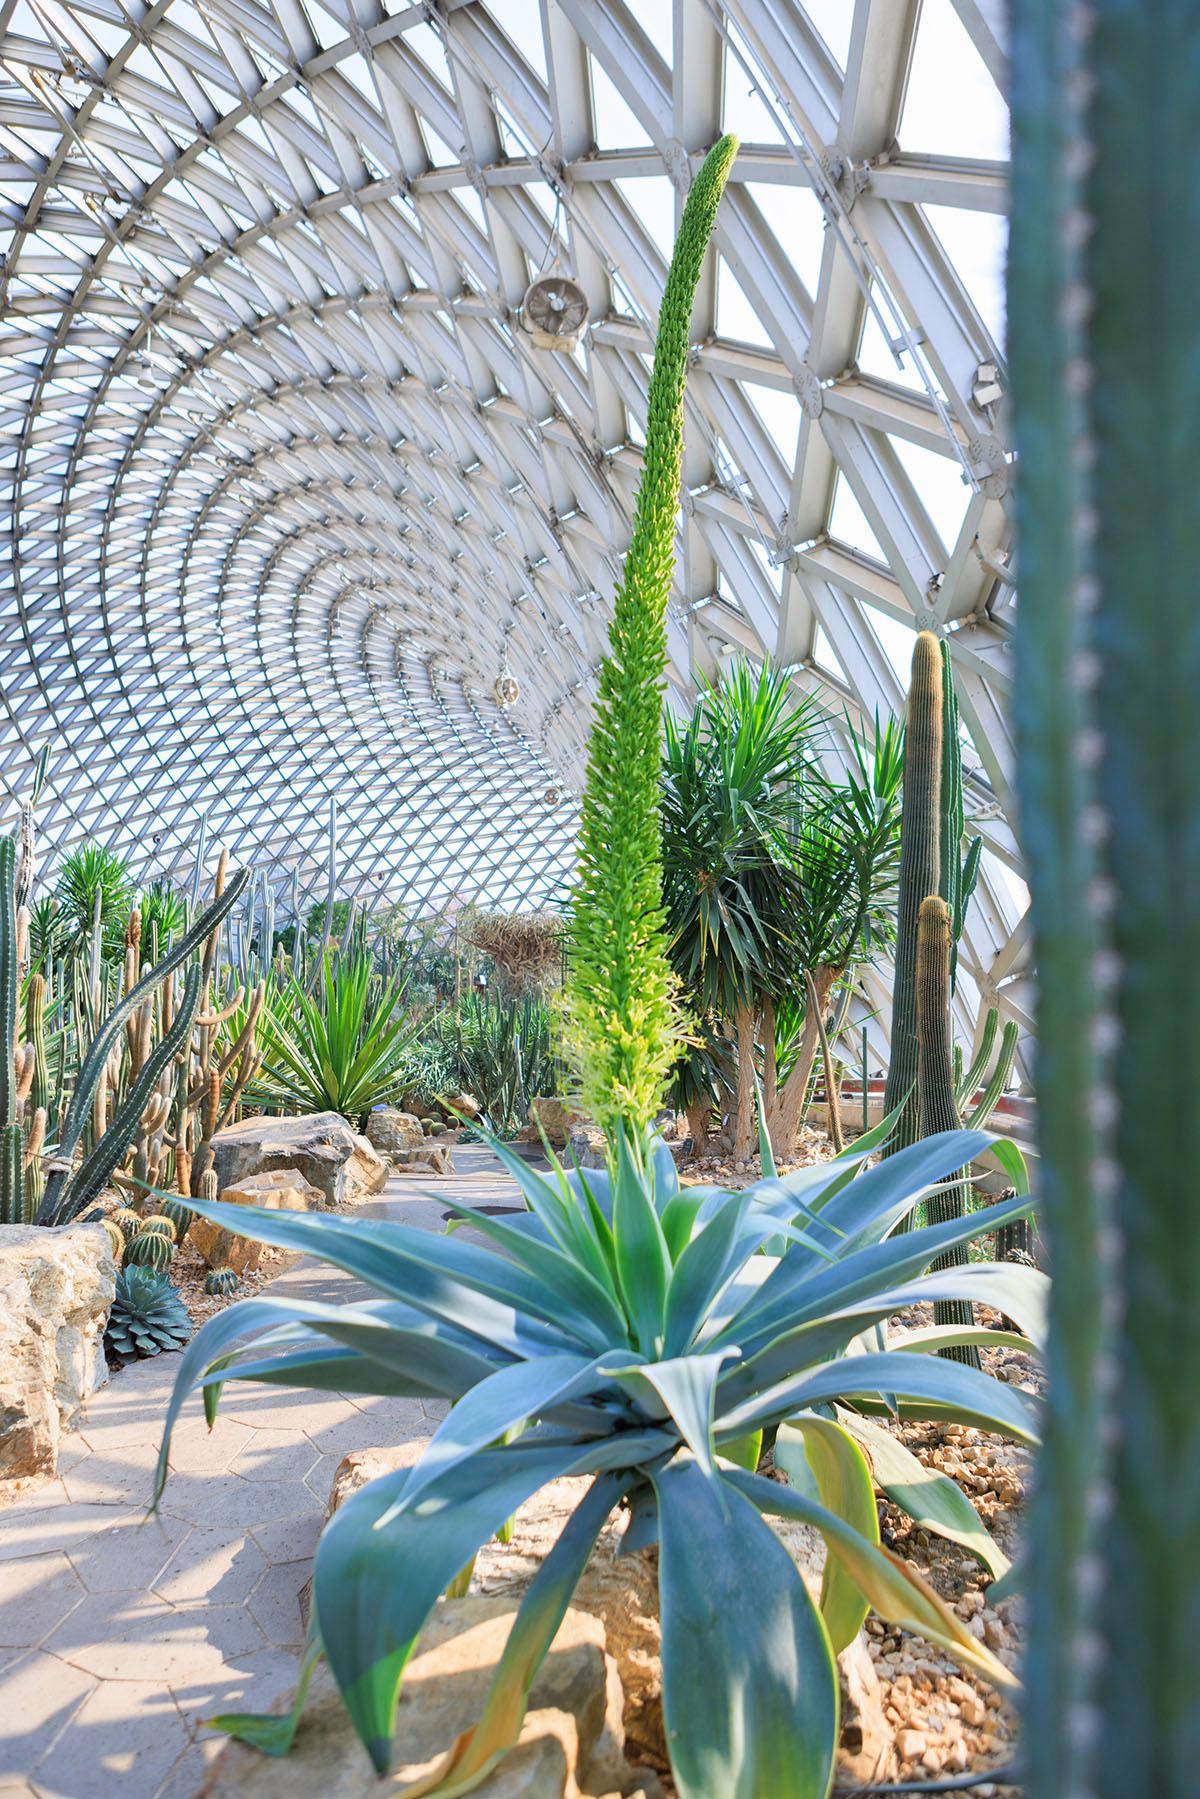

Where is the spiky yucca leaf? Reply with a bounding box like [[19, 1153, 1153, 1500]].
[[563, 134, 738, 1140]]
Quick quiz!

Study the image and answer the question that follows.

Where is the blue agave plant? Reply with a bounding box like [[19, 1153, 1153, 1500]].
[[154, 1122, 1037, 1794]]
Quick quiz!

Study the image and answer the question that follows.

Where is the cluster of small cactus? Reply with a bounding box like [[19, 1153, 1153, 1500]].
[[104, 1265, 193, 1362], [203, 1265, 239, 1297], [0, 773, 257, 1232]]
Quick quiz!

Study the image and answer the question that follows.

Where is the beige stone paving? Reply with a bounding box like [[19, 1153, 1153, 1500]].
[[0, 1146, 522, 1799]]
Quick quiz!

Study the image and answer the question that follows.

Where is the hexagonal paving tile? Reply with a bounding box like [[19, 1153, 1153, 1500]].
[[32, 1677, 190, 1795], [0, 1554, 85, 1649], [0, 1503, 135, 1568], [43, 1593, 265, 1683], [226, 1436, 320, 1486], [246, 1561, 309, 1649], [153, 1528, 266, 1607], [60, 1442, 162, 1508], [153, 1474, 323, 1532], [160, 1416, 256, 1475], [67, 1511, 189, 1596], [0, 1650, 96, 1779]]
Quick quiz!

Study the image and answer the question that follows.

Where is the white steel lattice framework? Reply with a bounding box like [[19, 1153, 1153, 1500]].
[[0, 0, 1027, 1065]]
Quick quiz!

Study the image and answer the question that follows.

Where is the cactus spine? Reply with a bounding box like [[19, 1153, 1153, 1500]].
[[881, 632, 943, 1160], [1011, 3, 1199, 1793], [914, 897, 980, 1369]]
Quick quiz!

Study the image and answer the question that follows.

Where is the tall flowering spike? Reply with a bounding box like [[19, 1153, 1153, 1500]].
[[564, 134, 738, 1139]]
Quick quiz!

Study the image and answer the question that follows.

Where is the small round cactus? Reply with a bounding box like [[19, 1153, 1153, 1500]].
[[110, 1206, 144, 1245], [159, 1196, 193, 1238], [124, 1227, 173, 1272], [99, 1218, 126, 1263], [141, 1213, 178, 1243], [203, 1265, 239, 1297]]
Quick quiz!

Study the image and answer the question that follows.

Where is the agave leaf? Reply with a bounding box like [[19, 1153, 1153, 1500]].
[[438, 1200, 630, 1345], [610, 1126, 671, 1355], [728, 1189, 1036, 1359], [718, 1349, 1042, 1446], [611, 1351, 735, 1477], [396, 1473, 630, 1798], [892, 1324, 1035, 1357], [380, 1351, 635, 1524], [838, 1412, 1011, 1581], [315, 1447, 573, 1771], [663, 1191, 758, 1355], [651, 1457, 838, 1799], [316, 1432, 673, 1772], [775, 1415, 878, 1653], [726, 1467, 1017, 1691], [211, 1614, 323, 1755], [157, 1193, 592, 1352]]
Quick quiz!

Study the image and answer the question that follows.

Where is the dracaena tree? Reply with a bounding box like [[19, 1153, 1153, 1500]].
[[156, 136, 1044, 1799], [661, 659, 824, 1157], [766, 716, 904, 1159]]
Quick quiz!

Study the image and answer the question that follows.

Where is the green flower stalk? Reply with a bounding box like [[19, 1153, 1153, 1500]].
[[564, 133, 738, 1140]]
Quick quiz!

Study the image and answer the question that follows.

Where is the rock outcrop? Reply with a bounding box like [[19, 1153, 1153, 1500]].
[[0, 1223, 116, 1478], [199, 1596, 659, 1798], [363, 1108, 426, 1159], [209, 1112, 386, 1209], [190, 1168, 325, 1273]]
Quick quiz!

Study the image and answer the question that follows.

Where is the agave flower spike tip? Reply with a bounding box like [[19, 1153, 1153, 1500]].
[[564, 134, 739, 1146]]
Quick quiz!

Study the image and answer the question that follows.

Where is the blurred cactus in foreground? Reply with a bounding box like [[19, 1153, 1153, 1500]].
[[1011, 2, 1200, 1794]]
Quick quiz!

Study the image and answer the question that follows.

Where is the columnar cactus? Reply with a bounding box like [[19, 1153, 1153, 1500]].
[[881, 632, 943, 1158], [1010, 3, 1198, 1793], [914, 896, 979, 1368]]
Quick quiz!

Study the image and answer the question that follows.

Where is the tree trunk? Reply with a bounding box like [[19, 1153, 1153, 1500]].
[[732, 998, 755, 1158], [767, 964, 836, 1159], [685, 1096, 711, 1156], [761, 996, 777, 1120], [807, 968, 844, 1152]]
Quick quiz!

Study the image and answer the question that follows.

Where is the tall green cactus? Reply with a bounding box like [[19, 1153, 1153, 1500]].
[[881, 631, 943, 1158], [564, 133, 738, 1144], [938, 643, 982, 992], [0, 837, 32, 1224], [884, 633, 986, 1190], [1011, 4, 1199, 1794], [914, 896, 980, 1369]]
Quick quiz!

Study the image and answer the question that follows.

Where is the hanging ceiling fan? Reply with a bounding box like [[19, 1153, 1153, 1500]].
[[520, 275, 589, 352]]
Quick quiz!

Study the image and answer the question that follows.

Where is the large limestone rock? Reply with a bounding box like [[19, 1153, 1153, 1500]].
[[190, 1168, 324, 1274], [199, 1596, 655, 1798], [523, 1097, 586, 1148], [364, 1108, 426, 1159], [0, 1223, 116, 1478], [210, 1112, 386, 1209]]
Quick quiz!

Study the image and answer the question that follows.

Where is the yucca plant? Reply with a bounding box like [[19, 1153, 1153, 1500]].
[[251, 951, 419, 1127], [54, 842, 133, 958]]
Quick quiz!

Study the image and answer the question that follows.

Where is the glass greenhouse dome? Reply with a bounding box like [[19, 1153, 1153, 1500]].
[[0, 3, 1190, 1798]]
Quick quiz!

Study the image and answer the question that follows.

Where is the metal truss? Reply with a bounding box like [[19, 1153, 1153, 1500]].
[[0, 0, 1029, 1073]]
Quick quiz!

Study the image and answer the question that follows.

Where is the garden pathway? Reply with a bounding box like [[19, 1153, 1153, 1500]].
[[0, 1144, 520, 1799]]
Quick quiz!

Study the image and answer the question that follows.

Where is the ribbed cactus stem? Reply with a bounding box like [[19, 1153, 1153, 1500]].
[[25, 973, 48, 1117], [1011, 4, 1200, 1793], [881, 632, 943, 1163], [915, 897, 980, 1369]]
